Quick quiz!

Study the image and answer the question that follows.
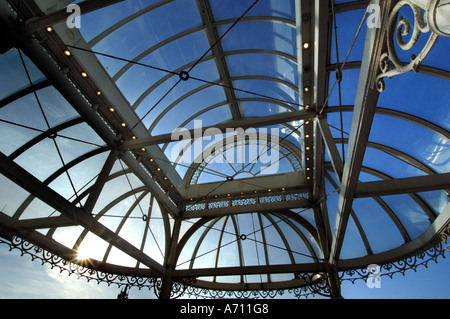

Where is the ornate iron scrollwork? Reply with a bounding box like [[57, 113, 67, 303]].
[[0, 232, 330, 299], [4, 227, 449, 299], [0, 234, 160, 293], [340, 230, 450, 285], [376, 0, 442, 92], [173, 273, 330, 299]]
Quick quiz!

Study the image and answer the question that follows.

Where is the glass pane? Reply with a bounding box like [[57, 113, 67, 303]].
[[210, 0, 296, 21], [330, 9, 368, 64], [14, 138, 65, 181], [361, 147, 428, 179], [35, 86, 80, 127], [424, 36, 450, 70], [0, 96, 43, 156], [77, 232, 109, 260], [65, 151, 109, 195], [381, 194, 431, 240], [151, 85, 227, 135], [115, 30, 211, 105], [118, 199, 148, 250], [93, 0, 203, 76], [340, 214, 369, 259], [182, 104, 233, 130], [241, 101, 292, 117], [135, 59, 220, 128], [378, 72, 450, 131], [0, 50, 45, 101], [19, 197, 59, 220], [92, 172, 145, 215], [0, 174, 30, 217], [233, 79, 298, 106], [218, 21, 297, 57], [79, 0, 161, 43], [327, 69, 361, 107], [369, 114, 450, 174], [226, 53, 298, 86], [52, 226, 84, 249], [416, 191, 449, 216], [352, 198, 405, 254]]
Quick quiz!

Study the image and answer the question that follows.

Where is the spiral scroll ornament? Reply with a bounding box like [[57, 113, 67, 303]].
[[376, 1, 440, 92]]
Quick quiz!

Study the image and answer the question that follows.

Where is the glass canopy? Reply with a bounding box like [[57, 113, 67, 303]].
[[0, 0, 449, 299]]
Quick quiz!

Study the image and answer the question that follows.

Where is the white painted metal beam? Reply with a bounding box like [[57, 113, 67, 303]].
[[329, 0, 391, 263], [354, 173, 450, 198]]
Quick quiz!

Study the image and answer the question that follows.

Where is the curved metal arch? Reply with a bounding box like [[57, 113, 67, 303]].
[[334, 138, 439, 177], [102, 190, 151, 263], [146, 81, 226, 133], [324, 160, 438, 250], [272, 211, 322, 261], [9, 117, 87, 160], [176, 211, 322, 273], [114, 46, 298, 83], [230, 214, 245, 282], [11, 147, 110, 221], [230, 75, 299, 92], [216, 16, 296, 28], [187, 217, 223, 270], [325, 107, 448, 178], [89, 182, 171, 255], [328, 62, 450, 82], [255, 213, 270, 280], [261, 213, 296, 265], [88, 0, 177, 47], [179, 125, 303, 164], [324, 165, 411, 243], [159, 98, 299, 153], [127, 23, 300, 111], [70, 166, 148, 220], [326, 106, 450, 140], [181, 133, 303, 185], [264, 211, 324, 265], [0, 79, 51, 110], [131, 50, 299, 113], [89, 6, 296, 49], [161, 121, 302, 180], [329, 139, 441, 220], [356, 165, 438, 222], [146, 75, 299, 133], [323, 171, 374, 256], [131, 54, 216, 110], [213, 215, 230, 271], [224, 49, 297, 64], [72, 185, 148, 251], [111, 25, 206, 81], [162, 95, 300, 141]]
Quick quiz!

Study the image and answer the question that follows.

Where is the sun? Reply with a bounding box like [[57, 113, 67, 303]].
[[75, 244, 99, 261]]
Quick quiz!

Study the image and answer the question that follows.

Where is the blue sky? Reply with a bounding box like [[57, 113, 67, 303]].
[[1, 242, 450, 299]]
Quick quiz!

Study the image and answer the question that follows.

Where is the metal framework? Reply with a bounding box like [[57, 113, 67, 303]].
[[0, 0, 449, 299]]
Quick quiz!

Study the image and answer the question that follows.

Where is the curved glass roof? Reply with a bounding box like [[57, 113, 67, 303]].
[[0, 0, 449, 298]]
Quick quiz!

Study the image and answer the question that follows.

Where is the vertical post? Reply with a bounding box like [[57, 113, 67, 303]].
[[326, 262, 343, 299], [159, 217, 182, 299]]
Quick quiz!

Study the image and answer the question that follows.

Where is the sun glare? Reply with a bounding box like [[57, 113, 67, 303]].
[[76, 245, 98, 261]]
